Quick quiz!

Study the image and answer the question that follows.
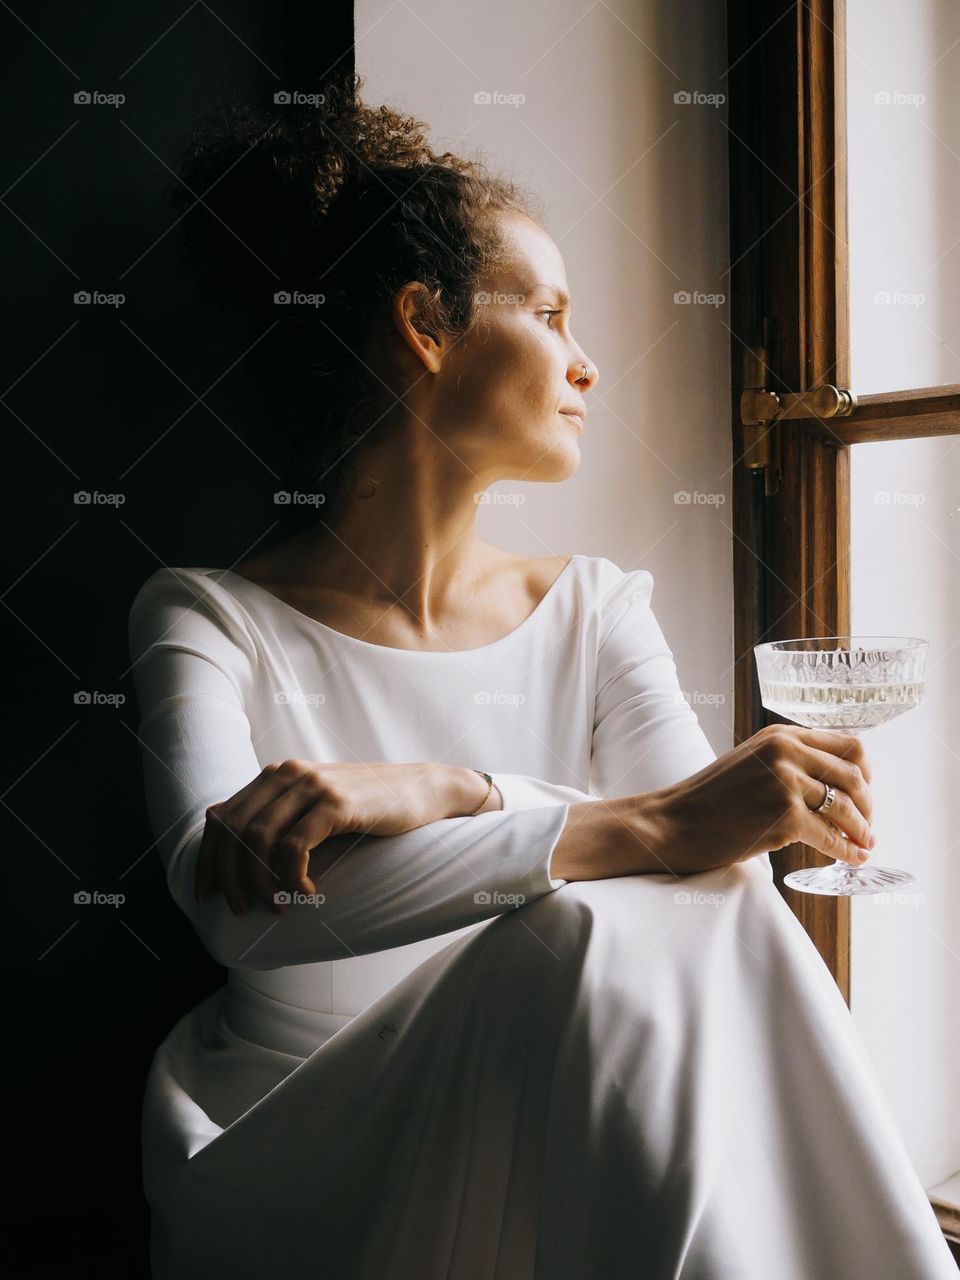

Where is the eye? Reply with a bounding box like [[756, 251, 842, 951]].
[[538, 309, 563, 326]]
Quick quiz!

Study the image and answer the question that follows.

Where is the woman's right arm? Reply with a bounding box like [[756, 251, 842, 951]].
[[551, 724, 875, 882], [549, 565, 875, 882]]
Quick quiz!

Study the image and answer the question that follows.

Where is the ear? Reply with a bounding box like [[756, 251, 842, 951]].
[[390, 281, 445, 374]]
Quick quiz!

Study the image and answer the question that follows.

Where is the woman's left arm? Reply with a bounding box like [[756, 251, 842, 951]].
[[128, 569, 578, 971], [193, 759, 598, 914]]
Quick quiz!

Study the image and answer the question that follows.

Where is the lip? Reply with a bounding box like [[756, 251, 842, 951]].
[[560, 409, 585, 429]]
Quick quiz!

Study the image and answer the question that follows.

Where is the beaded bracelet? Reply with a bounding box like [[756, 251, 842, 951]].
[[467, 769, 494, 815]]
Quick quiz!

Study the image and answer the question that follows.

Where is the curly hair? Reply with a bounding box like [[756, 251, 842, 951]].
[[167, 73, 545, 528]]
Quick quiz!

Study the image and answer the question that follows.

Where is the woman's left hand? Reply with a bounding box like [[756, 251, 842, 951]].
[[196, 760, 462, 915]]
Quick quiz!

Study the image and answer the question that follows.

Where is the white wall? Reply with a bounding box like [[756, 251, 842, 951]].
[[847, 0, 959, 1192], [357, 0, 958, 1203], [356, 0, 735, 753]]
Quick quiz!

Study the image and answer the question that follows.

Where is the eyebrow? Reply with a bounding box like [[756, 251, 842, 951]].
[[529, 283, 571, 308]]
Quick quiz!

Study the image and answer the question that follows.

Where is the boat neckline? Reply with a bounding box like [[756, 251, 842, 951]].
[[189, 555, 581, 657]]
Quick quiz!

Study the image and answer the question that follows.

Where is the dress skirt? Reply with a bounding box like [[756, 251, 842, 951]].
[[141, 855, 957, 1279]]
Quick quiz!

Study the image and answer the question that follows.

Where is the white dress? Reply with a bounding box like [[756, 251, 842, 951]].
[[127, 554, 956, 1279]]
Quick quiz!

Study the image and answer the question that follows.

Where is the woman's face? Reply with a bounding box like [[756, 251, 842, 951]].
[[433, 210, 599, 484]]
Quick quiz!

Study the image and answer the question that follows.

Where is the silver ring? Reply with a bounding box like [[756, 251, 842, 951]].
[[812, 782, 836, 814]]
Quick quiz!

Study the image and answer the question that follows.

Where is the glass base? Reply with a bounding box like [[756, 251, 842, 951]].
[[783, 860, 917, 896]]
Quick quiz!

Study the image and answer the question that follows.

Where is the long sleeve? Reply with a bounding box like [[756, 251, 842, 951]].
[[492, 569, 718, 807], [588, 566, 772, 873], [590, 568, 718, 798], [127, 569, 573, 971]]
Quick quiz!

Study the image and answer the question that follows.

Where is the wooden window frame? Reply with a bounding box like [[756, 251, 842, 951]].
[[727, 1, 960, 1252], [728, 0, 960, 989]]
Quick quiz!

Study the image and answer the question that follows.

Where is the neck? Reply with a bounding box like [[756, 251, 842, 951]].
[[275, 443, 508, 621]]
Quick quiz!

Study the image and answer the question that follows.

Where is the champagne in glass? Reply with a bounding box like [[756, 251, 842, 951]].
[[753, 636, 928, 896]]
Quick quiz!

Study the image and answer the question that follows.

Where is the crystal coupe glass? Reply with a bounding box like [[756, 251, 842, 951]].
[[753, 636, 928, 896]]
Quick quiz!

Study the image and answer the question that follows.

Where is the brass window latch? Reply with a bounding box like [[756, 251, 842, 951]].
[[739, 332, 856, 497]]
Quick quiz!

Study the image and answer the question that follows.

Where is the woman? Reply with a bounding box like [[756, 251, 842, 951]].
[[128, 76, 956, 1278]]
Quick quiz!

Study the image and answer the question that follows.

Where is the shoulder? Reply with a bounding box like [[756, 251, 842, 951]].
[[127, 566, 257, 664], [516, 551, 654, 612], [521, 553, 656, 653], [517, 552, 651, 596], [570, 554, 655, 616]]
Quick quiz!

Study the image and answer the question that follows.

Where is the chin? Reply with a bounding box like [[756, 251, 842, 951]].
[[523, 438, 582, 482]]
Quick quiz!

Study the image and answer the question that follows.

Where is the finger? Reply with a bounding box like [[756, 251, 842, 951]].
[[241, 831, 290, 915], [273, 790, 351, 896], [217, 815, 254, 914], [802, 782, 873, 851], [798, 745, 873, 828], [199, 803, 249, 905], [213, 768, 296, 913], [244, 782, 325, 907], [798, 803, 870, 865], [236, 804, 288, 911], [795, 728, 872, 785], [275, 817, 332, 897], [218, 807, 289, 915], [238, 830, 281, 915], [195, 804, 226, 902], [248, 841, 286, 914], [227, 799, 310, 914]]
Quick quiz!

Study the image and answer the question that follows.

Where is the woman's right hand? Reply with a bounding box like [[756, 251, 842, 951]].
[[195, 759, 463, 915], [658, 723, 875, 873]]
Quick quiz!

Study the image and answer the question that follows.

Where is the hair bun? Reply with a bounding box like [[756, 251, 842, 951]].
[[167, 78, 367, 313]]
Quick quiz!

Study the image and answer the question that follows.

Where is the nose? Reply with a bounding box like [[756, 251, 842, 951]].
[[570, 357, 598, 391]]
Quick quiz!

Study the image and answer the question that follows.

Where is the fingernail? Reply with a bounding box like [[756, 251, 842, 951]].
[[856, 849, 869, 861]]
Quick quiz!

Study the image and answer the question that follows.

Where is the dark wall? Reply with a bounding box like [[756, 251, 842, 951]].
[[2, 4, 354, 1272]]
